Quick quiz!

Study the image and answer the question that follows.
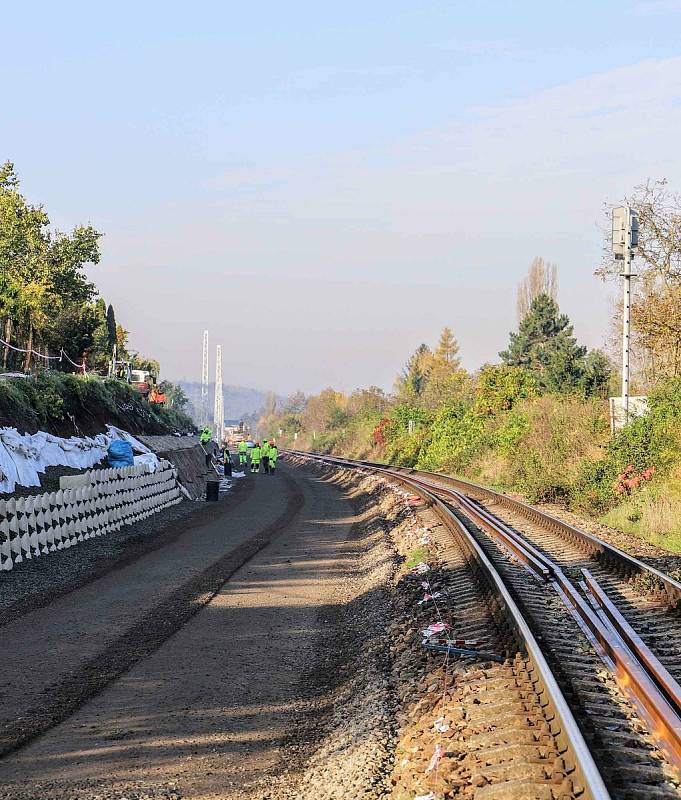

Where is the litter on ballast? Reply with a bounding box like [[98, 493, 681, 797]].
[[421, 622, 451, 639], [425, 743, 443, 773], [433, 717, 450, 733], [410, 562, 430, 575], [417, 592, 442, 605]]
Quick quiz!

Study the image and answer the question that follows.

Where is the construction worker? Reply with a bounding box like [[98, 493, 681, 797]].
[[223, 444, 233, 477], [269, 442, 278, 473], [199, 427, 212, 467], [250, 441, 262, 474], [261, 439, 270, 474], [238, 439, 248, 469]]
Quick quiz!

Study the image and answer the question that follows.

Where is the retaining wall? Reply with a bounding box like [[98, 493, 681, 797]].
[[0, 460, 182, 572]]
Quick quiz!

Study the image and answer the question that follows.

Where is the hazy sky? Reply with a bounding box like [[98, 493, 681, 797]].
[[4, 1, 681, 394]]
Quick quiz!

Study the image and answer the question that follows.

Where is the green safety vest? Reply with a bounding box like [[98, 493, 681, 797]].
[[251, 446, 261, 462]]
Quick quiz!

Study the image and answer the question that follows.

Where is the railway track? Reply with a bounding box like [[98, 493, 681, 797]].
[[289, 451, 681, 799]]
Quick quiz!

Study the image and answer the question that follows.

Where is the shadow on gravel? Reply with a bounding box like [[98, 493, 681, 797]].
[[0, 466, 402, 799]]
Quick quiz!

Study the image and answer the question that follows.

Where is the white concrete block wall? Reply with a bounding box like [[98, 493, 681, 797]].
[[0, 461, 183, 571]]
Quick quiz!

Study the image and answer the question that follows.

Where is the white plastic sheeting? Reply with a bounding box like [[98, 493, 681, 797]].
[[0, 425, 154, 494]]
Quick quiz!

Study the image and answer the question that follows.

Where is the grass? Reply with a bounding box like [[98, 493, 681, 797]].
[[404, 545, 429, 569], [600, 475, 681, 553]]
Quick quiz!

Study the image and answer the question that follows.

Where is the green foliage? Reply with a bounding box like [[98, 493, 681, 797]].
[[580, 349, 612, 397], [417, 404, 485, 472], [474, 364, 538, 416], [0, 373, 194, 435], [572, 378, 681, 514], [0, 161, 102, 372], [491, 409, 530, 457], [500, 293, 610, 396], [106, 304, 117, 350], [395, 343, 432, 402], [158, 380, 189, 410]]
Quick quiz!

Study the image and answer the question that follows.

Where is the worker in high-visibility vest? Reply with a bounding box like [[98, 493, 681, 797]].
[[269, 443, 278, 474], [250, 442, 262, 474], [238, 440, 248, 468], [261, 439, 270, 474]]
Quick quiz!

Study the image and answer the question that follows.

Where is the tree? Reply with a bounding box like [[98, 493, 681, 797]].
[[43, 303, 100, 371], [500, 294, 588, 394], [132, 356, 160, 375], [347, 386, 388, 417], [474, 364, 539, 416], [416, 327, 469, 409], [517, 257, 558, 321], [285, 391, 307, 414], [106, 304, 117, 351], [434, 327, 461, 367], [301, 388, 348, 434], [86, 298, 110, 372], [395, 343, 432, 401], [0, 161, 101, 371], [580, 349, 613, 398], [158, 380, 189, 410], [598, 180, 681, 385], [116, 324, 130, 358]]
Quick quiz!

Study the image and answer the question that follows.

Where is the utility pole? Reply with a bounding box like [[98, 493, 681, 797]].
[[214, 344, 224, 443], [201, 330, 209, 426], [612, 206, 639, 424]]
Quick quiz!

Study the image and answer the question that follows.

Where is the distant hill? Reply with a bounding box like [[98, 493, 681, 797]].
[[177, 382, 275, 423]]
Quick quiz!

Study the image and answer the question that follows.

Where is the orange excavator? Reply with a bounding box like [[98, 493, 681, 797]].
[[129, 368, 166, 406]]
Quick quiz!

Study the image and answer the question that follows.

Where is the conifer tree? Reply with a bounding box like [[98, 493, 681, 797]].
[[500, 293, 594, 394], [106, 304, 117, 351]]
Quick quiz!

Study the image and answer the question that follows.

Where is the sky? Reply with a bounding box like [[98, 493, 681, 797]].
[[3, 0, 681, 395]]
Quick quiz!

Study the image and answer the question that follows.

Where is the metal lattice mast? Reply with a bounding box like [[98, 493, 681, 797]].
[[201, 330, 209, 425], [214, 344, 224, 442]]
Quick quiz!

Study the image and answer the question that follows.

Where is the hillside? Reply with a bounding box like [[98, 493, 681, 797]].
[[0, 372, 195, 438], [178, 381, 278, 422]]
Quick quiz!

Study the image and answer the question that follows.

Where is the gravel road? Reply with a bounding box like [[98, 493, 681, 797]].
[[0, 463, 400, 799], [0, 459, 485, 800]]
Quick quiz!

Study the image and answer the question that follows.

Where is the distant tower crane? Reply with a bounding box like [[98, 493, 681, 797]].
[[201, 330, 209, 426], [214, 344, 224, 443]]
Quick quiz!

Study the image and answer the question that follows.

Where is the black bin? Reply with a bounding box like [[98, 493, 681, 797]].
[[206, 480, 220, 501]]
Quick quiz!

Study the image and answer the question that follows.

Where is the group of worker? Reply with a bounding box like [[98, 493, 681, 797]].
[[199, 428, 279, 476], [237, 438, 278, 474]]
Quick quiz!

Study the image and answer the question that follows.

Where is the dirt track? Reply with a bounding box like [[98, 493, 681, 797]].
[[0, 461, 391, 799]]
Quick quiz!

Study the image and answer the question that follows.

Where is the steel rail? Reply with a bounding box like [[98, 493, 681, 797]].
[[582, 568, 681, 719], [303, 451, 681, 775], [287, 449, 611, 799], [391, 464, 681, 608], [409, 468, 681, 775]]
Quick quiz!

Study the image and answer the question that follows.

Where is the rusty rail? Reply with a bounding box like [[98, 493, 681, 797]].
[[289, 449, 681, 781], [287, 449, 611, 799]]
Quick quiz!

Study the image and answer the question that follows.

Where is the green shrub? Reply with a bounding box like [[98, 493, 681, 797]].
[[416, 404, 485, 472], [571, 379, 681, 514]]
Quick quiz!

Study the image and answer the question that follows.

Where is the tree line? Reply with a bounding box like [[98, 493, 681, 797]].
[[259, 182, 681, 525]]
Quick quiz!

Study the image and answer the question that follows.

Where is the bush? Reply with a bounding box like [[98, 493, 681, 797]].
[[496, 396, 607, 503], [571, 379, 681, 514], [0, 372, 196, 436], [416, 404, 485, 472]]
